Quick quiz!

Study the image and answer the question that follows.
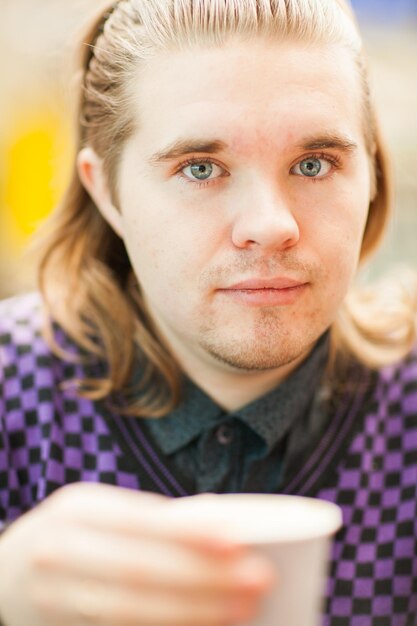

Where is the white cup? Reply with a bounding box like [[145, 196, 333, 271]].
[[171, 493, 342, 626]]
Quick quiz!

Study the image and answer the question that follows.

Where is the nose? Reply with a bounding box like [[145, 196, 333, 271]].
[[231, 177, 300, 251]]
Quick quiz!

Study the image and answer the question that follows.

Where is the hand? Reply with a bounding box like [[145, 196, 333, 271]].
[[0, 483, 276, 626]]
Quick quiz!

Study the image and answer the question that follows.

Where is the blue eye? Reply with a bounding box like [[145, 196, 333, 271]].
[[293, 157, 332, 178], [189, 162, 213, 180], [300, 158, 321, 177], [181, 160, 226, 183], [182, 162, 214, 181]]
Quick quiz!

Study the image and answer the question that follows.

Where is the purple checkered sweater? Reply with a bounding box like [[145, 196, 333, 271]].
[[1, 293, 416, 626]]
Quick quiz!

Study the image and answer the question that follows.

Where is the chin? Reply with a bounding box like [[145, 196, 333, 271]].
[[197, 307, 331, 371], [199, 333, 313, 372]]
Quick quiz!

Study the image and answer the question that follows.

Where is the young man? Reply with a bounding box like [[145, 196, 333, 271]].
[[0, 0, 416, 625]]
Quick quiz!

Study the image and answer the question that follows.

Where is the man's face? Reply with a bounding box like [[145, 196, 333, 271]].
[[116, 38, 372, 373]]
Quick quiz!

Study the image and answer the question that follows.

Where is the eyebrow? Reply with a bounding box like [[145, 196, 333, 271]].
[[148, 140, 228, 165], [297, 133, 358, 153], [147, 133, 358, 165]]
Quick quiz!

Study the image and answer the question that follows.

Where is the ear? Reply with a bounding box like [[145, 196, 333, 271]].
[[77, 147, 124, 238]]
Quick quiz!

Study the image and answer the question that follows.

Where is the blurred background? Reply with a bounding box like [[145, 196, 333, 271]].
[[0, 0, 416, 300]]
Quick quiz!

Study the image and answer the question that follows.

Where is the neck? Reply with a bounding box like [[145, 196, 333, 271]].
[[172, 344, 314, 412]]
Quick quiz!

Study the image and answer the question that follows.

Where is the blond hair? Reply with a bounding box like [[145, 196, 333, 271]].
[[37, 0, 417, 417]]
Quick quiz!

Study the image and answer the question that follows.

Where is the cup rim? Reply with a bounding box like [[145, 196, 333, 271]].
[[175, 493, 343, 544]]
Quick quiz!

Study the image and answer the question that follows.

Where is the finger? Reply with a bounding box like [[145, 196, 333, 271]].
[[33, 576, 263, 626], [32, 526, 275, 595], [100, 586, 262, 626], [45, 484, 242, 554]]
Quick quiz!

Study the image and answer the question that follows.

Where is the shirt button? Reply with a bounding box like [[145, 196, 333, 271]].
[[216, 424, 234, 445]]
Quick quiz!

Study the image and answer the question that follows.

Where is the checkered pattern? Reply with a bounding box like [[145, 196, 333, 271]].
[[1, 293, 417, 626], [318, 353, 417, 626], [0, 294, 139, 524]]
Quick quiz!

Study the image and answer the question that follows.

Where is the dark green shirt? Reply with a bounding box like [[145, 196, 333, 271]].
[[146, 333, 330, 493]]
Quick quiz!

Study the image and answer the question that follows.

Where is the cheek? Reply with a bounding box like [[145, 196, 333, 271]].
[[322, 175, 369, 240], [123, 222, 177, 290], [121, 203, 222, 306], [121, 180, 224, 274], [323, 221, 367, 298], [303, 187, 369, 287]]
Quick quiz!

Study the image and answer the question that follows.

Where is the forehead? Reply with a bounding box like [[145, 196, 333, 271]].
[[130, 38, 364, 154]]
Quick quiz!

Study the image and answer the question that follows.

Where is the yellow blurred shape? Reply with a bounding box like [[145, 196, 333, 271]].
[[3, 105, 72, 249]]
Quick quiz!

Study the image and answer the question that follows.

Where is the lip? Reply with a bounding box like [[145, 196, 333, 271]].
[[217, 276, 308, 307], [225, 276, 307, 290]]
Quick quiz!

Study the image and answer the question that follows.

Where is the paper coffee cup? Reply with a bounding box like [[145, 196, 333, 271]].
[[171, 493, 342, 626]]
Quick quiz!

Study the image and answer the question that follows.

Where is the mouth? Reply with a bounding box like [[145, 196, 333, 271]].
[[217, 276, 308, 307]]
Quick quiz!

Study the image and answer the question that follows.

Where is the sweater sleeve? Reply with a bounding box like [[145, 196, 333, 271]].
[[0, 333, 10, 526], [0, 322, 21, 526], [0, 293, 46, 526]]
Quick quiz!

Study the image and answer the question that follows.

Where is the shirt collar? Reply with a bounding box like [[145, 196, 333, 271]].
[[235, 332, 329, 452], [146, 377, 226, 454], [146, 332, 329, 455]]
